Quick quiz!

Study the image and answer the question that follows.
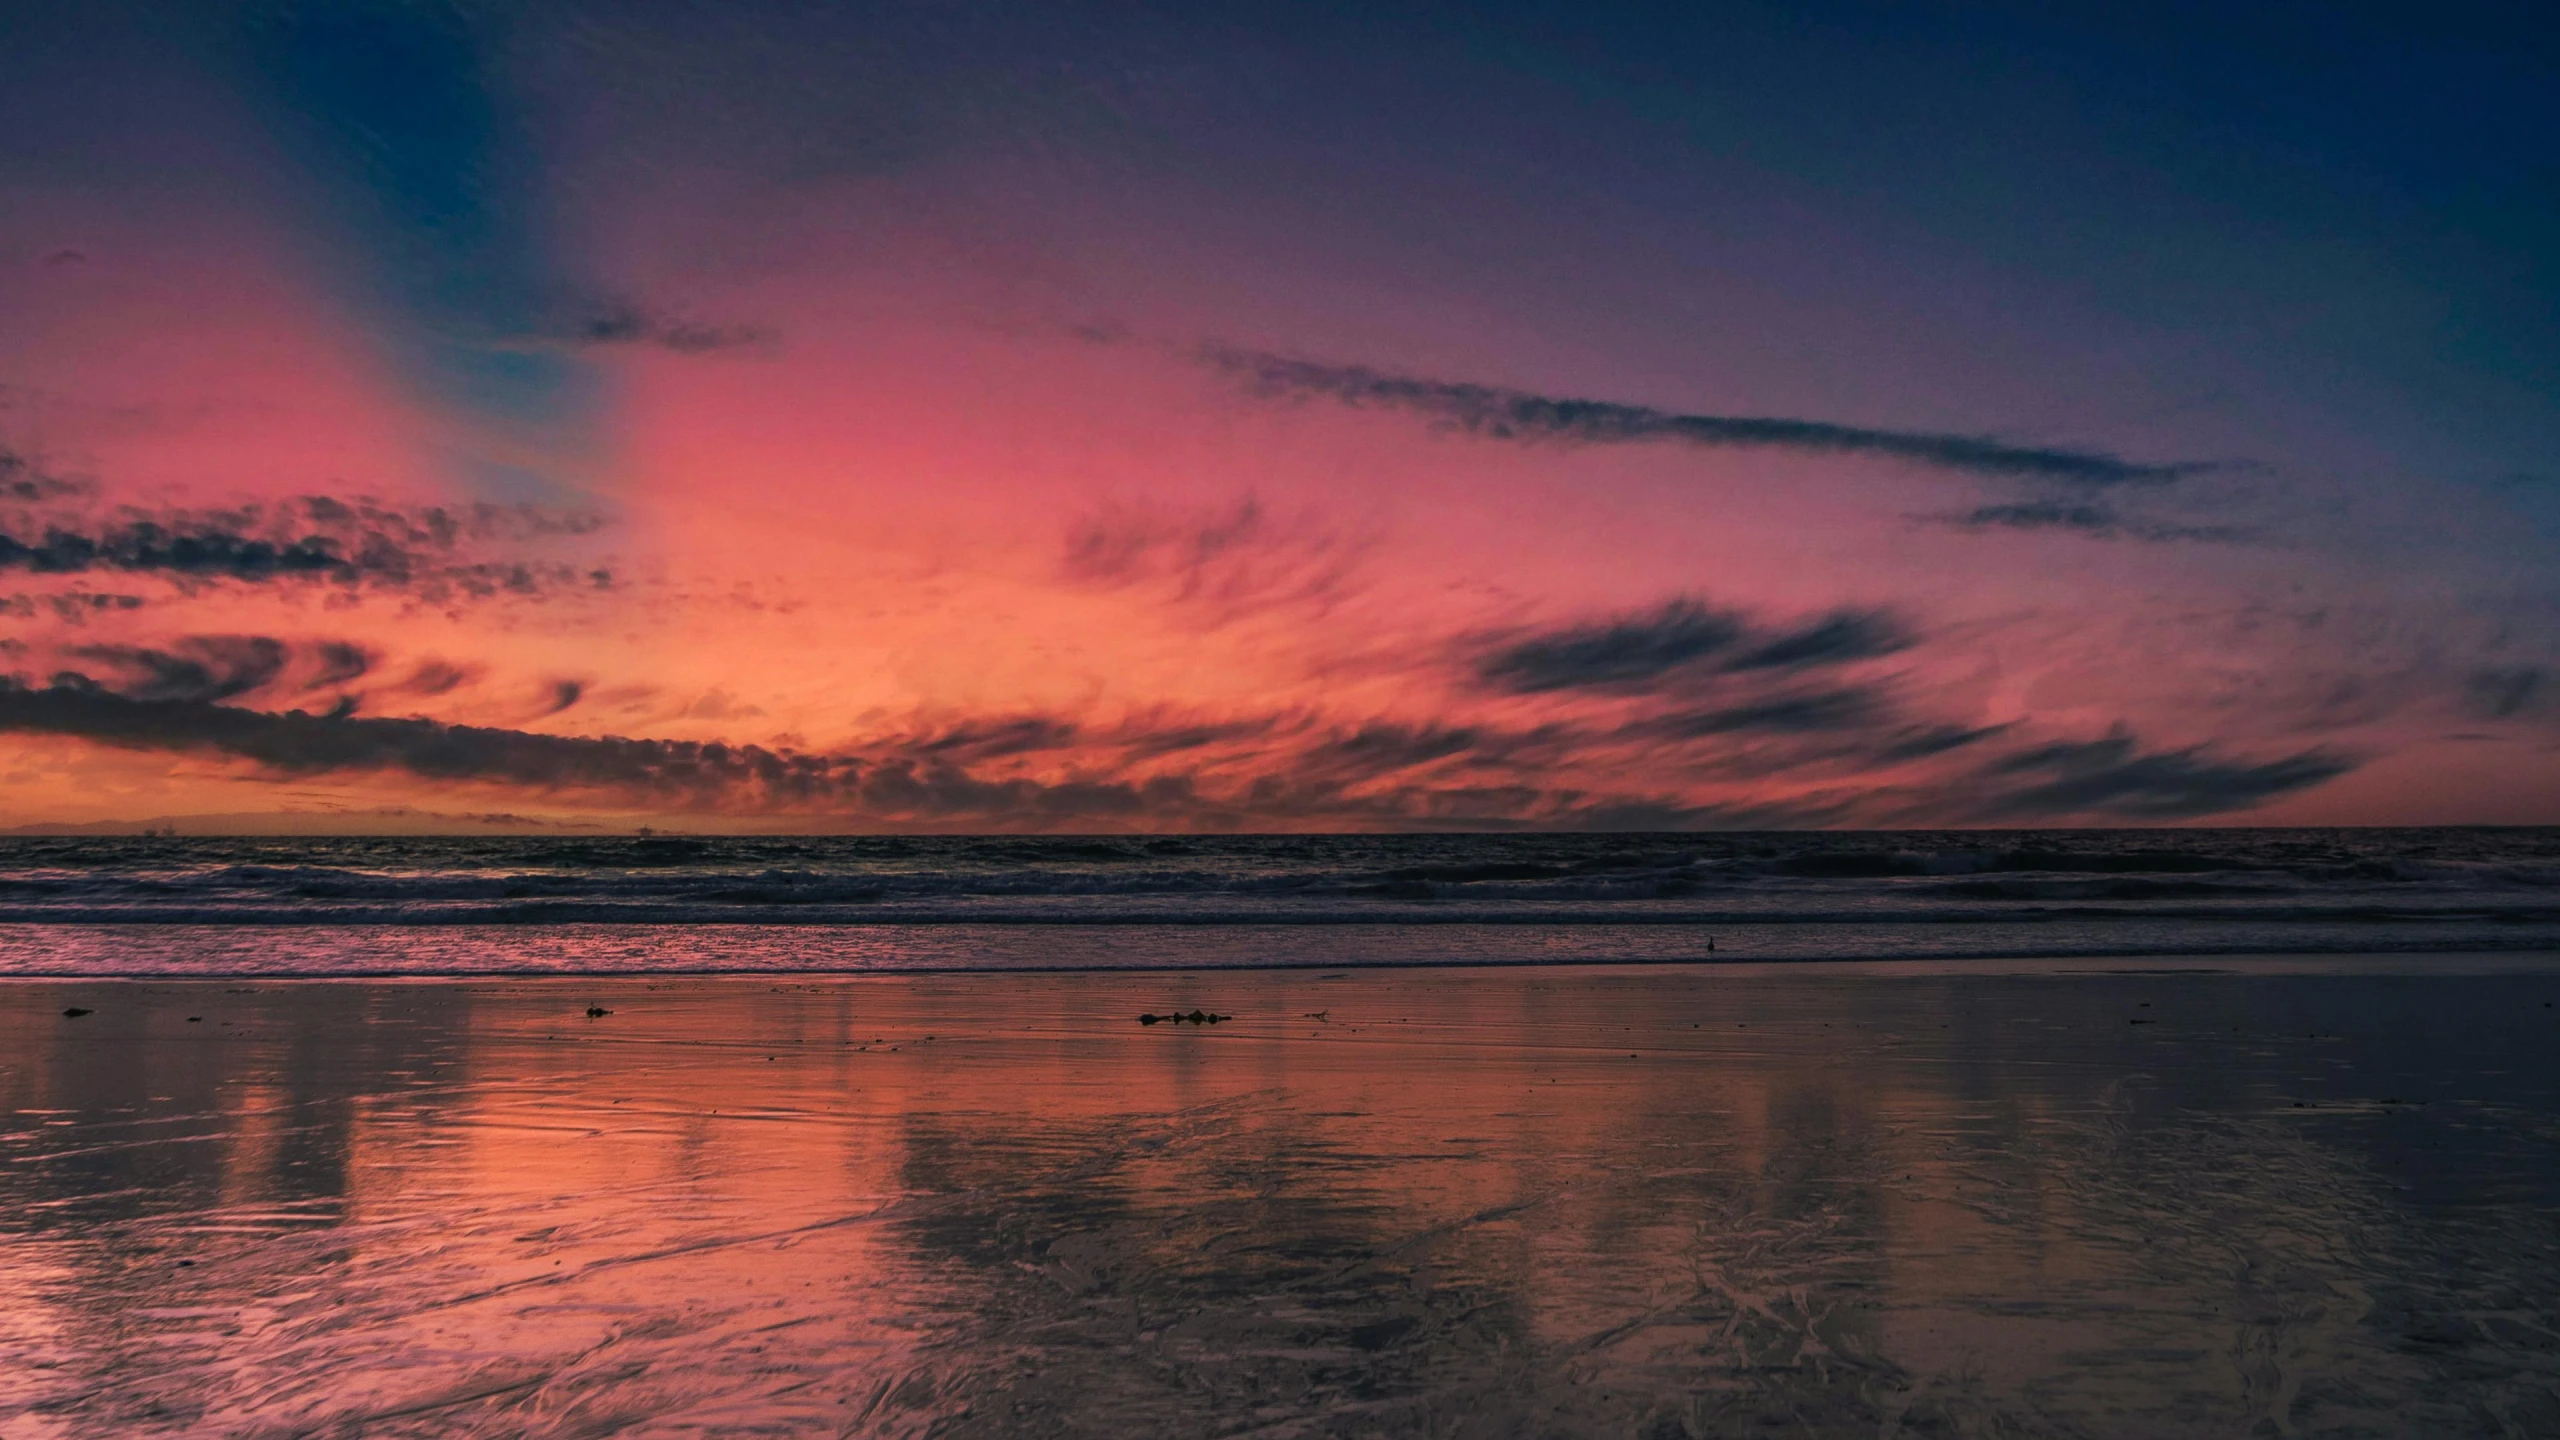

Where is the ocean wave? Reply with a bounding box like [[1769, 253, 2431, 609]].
[[2, 831, 2555, 940], [0, 899, 2552, 928]]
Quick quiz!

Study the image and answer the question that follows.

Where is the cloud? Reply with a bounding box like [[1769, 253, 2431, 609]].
[[306, 642, 373, 690], [1929, 500, 2259, 544], [64, 637, 290, 704], [679, 687, 767, 722], [36, 635, 453, 711], [2, 525, 352, 581], [1631, 688, 1884, 738], [1478, 600, 1744, 693], [0, 676, 856, 799], [1477, 599, 1911, 694], [1061, 497, 1368, 621], [399, 659, 476, 697], [1302, 722, 1488, 774], [557, 302, 773, 355], [0, 678, 1194, 824], [1106, 710, 1309, 759], [1727, 610, 1914, 671], [0, 674, 1550, 827], [0, 670, 2350, 828], [913, 715, 1083, 761], [1872, 722, 2011, 762], [0, 448, 92, 502], [1973, 730, 2352, 819], [0, 496, 614, 599], [1231, 761, 1853, 831], [2463, 667, 2549, 720], [1203, 346, 2211, 486], [852, 760, 1176, 825], [1063, 499, 1262, 585], [0, 591, 145, 625]]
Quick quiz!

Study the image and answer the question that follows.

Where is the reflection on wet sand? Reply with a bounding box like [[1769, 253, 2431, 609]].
[[4, 964, 2558, 1437]]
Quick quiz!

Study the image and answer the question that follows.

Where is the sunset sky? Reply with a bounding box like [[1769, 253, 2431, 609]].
[[3, 1, 2555, 831]]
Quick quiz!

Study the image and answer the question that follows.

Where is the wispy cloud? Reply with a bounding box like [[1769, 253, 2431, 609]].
[[1928, 500, 2259, 544], [1300, 721, 1491, 775], [398, 659, 476, 698], [0, 671, 2356, 828], [1104, 710, 1310, 759], [1477, 600, 1743, 693], [0, 448, 93, 503], [1477, 599, 1911, 695], [1873, 722, 2012, 762], [0, 677, 851, 799], [2463, 667, 2549, 720], [0, 496, 615, 600], [1203, 346, 2212, 486], [552, 301, 773, 356], [64, 637, 289, 704], [1729, 611, 1914, 671], [912, 715, 1083, 761], [1628, 689, 1885, 738], [1061, 497, 1369, 622], [1971, 730, 2352, 820], [0, 677, 1207, 824], [42, 635, 408, 708], [306, 642, 373, 690], [0, 591, 145, 625]]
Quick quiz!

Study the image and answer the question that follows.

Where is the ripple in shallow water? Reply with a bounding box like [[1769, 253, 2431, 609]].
[[3, 963, 2557, 1436]]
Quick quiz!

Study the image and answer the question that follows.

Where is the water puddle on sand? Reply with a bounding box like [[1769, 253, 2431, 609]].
[[3, 963, 2558, 1437]]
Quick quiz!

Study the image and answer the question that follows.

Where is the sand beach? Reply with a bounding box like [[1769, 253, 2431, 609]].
[[6, 957, 2558, 1437]]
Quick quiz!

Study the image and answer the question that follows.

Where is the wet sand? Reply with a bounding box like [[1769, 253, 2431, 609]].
[[5, 959, 2559, 1437]]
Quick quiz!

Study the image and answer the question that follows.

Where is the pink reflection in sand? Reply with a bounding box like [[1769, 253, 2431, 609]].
[[4, 965, 2558, 1436]]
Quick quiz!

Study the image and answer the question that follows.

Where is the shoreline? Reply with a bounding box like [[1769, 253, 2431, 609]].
[[4, 948, 2558, 983], [9, 960, 2559, 1435]]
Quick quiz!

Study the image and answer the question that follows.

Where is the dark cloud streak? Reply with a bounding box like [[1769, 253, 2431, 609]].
[[1060, 497, 1367, 622], [1478, 600, 1742, 693], [0, 676, 2354, 826], [560, 302, 771, 355], [0, 592, 144, 624], [1478, 599, 1912, 694], [914, 715, 1082, 760], [1728, 611, 1913, 671], [308, 642, 373, 689], [1974, 731, 2351, 819], [2463, 668, 2548, 720], [0, 497, 614, 598], [1, 449, 93, 502], [0, 678, 1195, 824], [1630, 689, 1883, 738], [1205, 346, 2212, 486], [1931, 500, 2259, 544], [64, 637, 289, 704], [0, 676, 854, 799]]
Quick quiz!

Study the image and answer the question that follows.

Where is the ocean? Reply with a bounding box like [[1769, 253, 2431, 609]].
[[11, 837, 2560, 1434], [2, 828, 2555, 975]]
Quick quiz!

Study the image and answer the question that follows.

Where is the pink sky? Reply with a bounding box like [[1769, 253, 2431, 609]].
[[3, 6, 2554, 830]]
